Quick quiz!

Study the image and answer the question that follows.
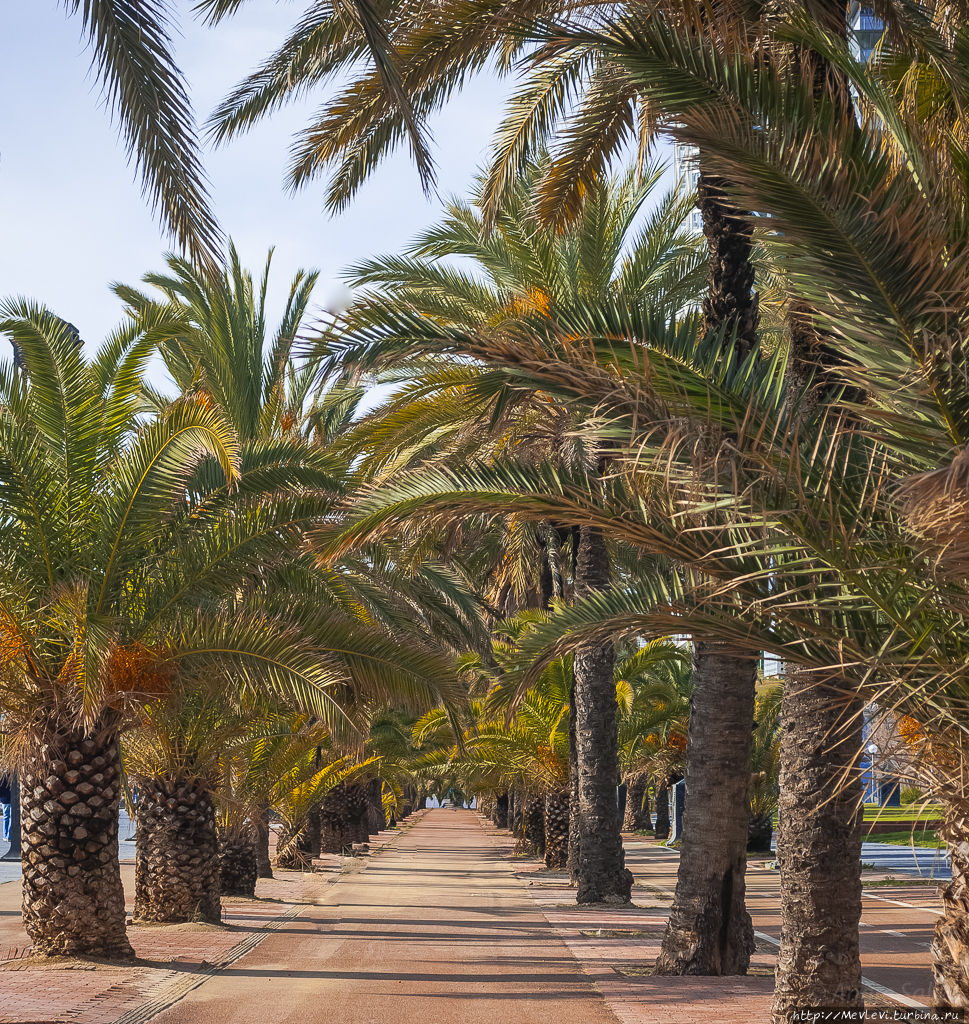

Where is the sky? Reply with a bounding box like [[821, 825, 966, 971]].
[[0, 3, 676, 383], [0, 2, 516, 353]]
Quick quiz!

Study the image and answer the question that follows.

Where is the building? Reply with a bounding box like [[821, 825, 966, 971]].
[[849, 3, 885, 62], [672, 140, 703, 237]]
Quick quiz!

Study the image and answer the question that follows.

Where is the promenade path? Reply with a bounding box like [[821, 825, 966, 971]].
[[0, 808, 943, 1023], [149, 808, 618, 1024]]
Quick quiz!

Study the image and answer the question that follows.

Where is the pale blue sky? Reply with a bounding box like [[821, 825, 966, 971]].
[[0, 2, 512, 351], [0, 3, 675, 376]]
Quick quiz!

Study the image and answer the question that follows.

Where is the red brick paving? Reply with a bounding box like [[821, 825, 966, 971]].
[[484, 817, 941, 1022], [0, 821, 413, 1023], [0, 811, 945, 1023]]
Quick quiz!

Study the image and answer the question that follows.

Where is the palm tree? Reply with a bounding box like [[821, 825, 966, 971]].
[[116, 243, 323, 444], [328, 158, 700, 903], [40, 1, 222, 263], [0, 305, 234, 956]]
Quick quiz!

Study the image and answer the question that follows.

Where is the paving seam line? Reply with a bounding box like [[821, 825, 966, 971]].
[[109, 902, 305, 1024], [576, 872, 929, 1013], [751, 930, 926, 1010], [107, 817, 427, 1023]]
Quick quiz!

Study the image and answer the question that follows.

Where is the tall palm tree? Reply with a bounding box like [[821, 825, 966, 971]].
[[325, 159, 700, 904]]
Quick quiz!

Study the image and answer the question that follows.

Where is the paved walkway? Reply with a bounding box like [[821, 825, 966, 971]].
[[150, 810, 616, 1024], [0, 809, 944, 1023]]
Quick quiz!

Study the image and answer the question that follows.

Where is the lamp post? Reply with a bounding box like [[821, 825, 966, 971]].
[[866, 743, 879, 804]]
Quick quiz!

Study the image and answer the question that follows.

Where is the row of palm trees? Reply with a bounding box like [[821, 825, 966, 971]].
[[0, 251, 482, 957], [8, 0, 969, 1016], [240, 5, 969, 1016]]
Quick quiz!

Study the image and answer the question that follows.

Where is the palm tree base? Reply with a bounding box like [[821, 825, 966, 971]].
[[770, 670, 864, 1020], [21, 720, 133, 959], [932, 823, 969, 1006], [133, 778, 221, 924], [219, 833, 257, 896], [544, 792, 569, 870]]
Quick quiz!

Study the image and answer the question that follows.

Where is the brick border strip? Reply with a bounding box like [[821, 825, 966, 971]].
[[110, 902, 304, 1024]]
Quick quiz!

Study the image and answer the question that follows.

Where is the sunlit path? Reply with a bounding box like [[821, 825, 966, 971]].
[[151, 809, 619, 1024]]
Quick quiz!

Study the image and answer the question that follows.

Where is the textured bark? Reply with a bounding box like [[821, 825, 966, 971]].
[[305, 805, 322, 857], [933, 813, 969, 1006], [699, 172, 758, 360], [320, 783, 353, 854], [747, 813, 773, 854], [219, 830, 257, 896], [346, 783, 371, 844], [134, 777, 220, 924], [523, 797, 546, 857], [494, 792, 509, 829], [573, 525, 632, 905], [508, 790, 518, 835], [368, 777, 386, 833], [622, 773, 652, 832], [654, 786, 671, 841], [656, 643, 757, 975], [567, 689, 581, 884], [20, 719, 133, 958], [770, 666, 864, 1020], [253, 804, 273, 878], [544, 792, 569, 870]]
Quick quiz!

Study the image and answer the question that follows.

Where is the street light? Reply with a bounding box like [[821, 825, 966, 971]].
[[867, 743, 879, 804]]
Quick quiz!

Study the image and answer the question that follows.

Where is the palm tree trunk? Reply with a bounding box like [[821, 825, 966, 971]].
[[656, 643, 757, 974], [253, 804, 273, 878], [544, 792, 569, 870], [219, 828, 257, 896], [495, 791, 509, 829], [524, 796, 545, 857], [20, 717, 133, 958], [134, 777, 221, 924], [698, 172, 758, 360], [573, 524, 632, 905], [567, 685, 581, 882], [933, 811, 969, 1006], [622, 772, 651, 832], [770, 666, 864, 1020], [346, 783, 370, 843], [320, 782, 353, 854], [654, 784, 671, 840], [368, 777, 386, 832]]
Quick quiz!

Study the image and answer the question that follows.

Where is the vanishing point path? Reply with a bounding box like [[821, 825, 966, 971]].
[[153, 809, 619, 1024]]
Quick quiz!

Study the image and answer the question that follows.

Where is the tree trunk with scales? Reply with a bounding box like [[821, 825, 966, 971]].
[[654, 785, 671, 840], [345, 783, 370, 844], [253, 804, 273, 878], [20, 717, 133, 958], [368, 777, 386, 833], [656, 643, 757, 974], [219, 827, 257, 896], [134, 777, 220, 924], [544, 792, 569, 870], [622, 773, 651, 832], [320, 783, 353, 854], [770, 666, 864, 1020], [933, 811, 969, 1006], [567, 690, 581, 884], [494, 792, 509, 829], [573, 525, 632, 905], [520, 796, 545, 857]]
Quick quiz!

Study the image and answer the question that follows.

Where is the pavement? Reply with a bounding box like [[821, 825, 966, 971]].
[[0, 809, 945, 1023]]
